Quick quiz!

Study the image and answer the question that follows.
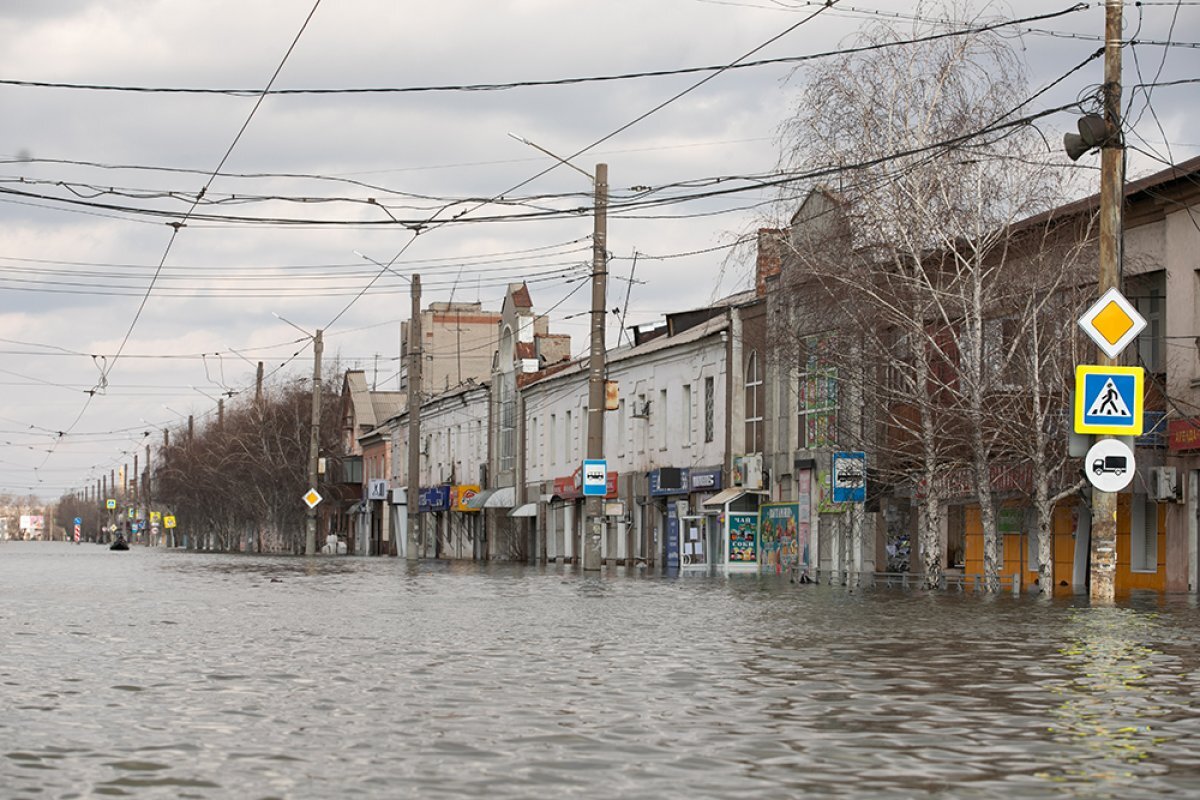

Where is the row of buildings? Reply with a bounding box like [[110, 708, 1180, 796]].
[[324, 156, 1200, 595]]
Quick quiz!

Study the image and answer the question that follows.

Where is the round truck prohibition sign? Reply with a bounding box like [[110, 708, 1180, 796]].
[[1085, 438, 1135, 493]]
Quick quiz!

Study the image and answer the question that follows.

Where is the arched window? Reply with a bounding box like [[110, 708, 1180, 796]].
[[744, 351, 763, 454]]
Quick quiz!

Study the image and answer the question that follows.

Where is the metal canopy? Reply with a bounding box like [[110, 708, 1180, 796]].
[[484, 486, 515, 508], [509, 502, 538, 517], [465, 486, 516, 510], [702, 488, 746, 507]]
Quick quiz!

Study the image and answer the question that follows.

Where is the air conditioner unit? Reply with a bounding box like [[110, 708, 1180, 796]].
[[1150, 466, 1179, 502]]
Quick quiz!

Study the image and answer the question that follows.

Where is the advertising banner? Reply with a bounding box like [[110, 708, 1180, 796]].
[[759, 503, 808, 575], [452, 485, 481, 513], [728, 512, 759, 564]]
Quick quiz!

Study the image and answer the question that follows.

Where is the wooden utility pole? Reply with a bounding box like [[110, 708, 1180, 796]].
[[583, 163, 609, 572], [306, 329, 323, 556], [1091, 0, 1124, 603], [406, 275, 423, 560], [255, 361, 264, 405]]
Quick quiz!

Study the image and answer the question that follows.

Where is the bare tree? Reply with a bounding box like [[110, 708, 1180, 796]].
[[775, 5, 1079, 589]]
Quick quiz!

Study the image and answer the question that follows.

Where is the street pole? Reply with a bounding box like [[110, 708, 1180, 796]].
[[583, 163, 608, 572], [406, 275, 423, 561], [306, 329, 323, 556], [1090, 0, 1124, 603]]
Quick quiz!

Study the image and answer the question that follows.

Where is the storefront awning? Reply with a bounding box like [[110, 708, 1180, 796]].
[[484, 486, 515, 508], [464, 486, 516, 510], [464, 488, 496, 510], [702, 488, 748, 507], [509, 502, 538, 517]]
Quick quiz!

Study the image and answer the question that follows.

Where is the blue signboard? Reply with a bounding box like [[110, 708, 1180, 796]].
[[74, 517, 82, 526], [418, 485, 451, 513], [582, 459, 608, 497], [649, 467, 690, 496], [665, 499, 681, 569], [832, 451, 867, 503], [1136, 411, 1167, 448], [688, 467, 722, 493], [1074, 365, 1144, 436]]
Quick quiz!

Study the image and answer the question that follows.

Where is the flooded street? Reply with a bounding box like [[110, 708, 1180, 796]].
[[4, 542, 1200, 798]]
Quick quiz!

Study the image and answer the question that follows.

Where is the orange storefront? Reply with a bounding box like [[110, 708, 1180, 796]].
[[963, 497, 1166, 594]]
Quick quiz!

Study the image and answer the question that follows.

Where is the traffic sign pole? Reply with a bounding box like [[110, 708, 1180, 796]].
[[1089, 0, 1125, 604]]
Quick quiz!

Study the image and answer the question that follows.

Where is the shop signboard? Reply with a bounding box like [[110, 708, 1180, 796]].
[[728, 512, 759, 564], [418, 485, 451, 513], [759, 503, 806, 575], [688, 467, 722, 493], [650, 467, 690, 496], [452, 485, 481, 512], [554, 468, 618, 500], [1168, 417, 1200, 452]]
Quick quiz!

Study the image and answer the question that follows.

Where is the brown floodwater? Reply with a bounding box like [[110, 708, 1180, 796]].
[[3, 541, 1200, 798]]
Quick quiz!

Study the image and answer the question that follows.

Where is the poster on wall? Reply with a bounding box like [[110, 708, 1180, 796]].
[[759, 503, 808, 575], [728, 513, 759, 563], [816, 470, 846, 514]]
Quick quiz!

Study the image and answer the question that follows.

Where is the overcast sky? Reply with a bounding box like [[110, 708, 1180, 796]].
[[0, 0, 1197, 501]]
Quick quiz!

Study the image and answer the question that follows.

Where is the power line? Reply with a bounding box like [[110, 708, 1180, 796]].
[[32, 0, 324, 477], [0, 5, 1090, 99]]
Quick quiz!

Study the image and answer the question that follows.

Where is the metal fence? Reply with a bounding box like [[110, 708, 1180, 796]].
[[801, 567, 1022, 595]]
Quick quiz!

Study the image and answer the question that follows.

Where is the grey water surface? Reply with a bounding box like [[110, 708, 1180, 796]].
[[4, 541, 1200, 799]]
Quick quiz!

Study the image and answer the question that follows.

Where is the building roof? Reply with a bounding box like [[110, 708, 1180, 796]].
[[342, 369, 405, 431], [519, 314, 729, 391]]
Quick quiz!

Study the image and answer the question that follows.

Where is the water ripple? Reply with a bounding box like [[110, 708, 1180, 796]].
[[4, 542, 1200, 798]]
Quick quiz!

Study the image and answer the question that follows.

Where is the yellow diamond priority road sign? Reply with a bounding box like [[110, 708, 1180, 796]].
[[303, 488, 323, 509], [1077, 287, 1147, 360]]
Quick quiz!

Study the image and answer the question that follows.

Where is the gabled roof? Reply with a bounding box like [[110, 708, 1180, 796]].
[[341, 369, 405, 431]]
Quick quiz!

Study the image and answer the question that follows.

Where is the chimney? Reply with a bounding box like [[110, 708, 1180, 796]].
[[755, 228, 783, 296]]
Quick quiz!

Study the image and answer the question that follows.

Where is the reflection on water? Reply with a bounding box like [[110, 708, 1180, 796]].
[[1044, 607, 1178, 792], [3, 542, 1200, 798]]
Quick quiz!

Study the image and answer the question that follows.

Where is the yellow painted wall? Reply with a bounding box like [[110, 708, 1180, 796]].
[[963, 497, 1166, 594], [1115, 494, 1167, 593]]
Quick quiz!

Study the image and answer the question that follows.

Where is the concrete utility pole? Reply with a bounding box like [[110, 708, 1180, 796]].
[[583, 163, 609, 572], [406, 275, 423, 561], [1091, 0, 1124, 603], [306, 329, 323, 556]]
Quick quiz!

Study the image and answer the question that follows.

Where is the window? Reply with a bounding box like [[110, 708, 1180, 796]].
[[618, 399, 626, 455], [704, 376, 715, 443], [501, 372, 519, 474], [549, 414, 557, 467], [659, 388, 668, 449], [745, 351, 763, 454], [637, 394, 647, 453], [983, 317, 1021, 389], [682, 384, 692, 445], [529, 417, 538, 468], [565, 410, 573, 464], [1131, 499, 1159, 573], [797, 335, 837, 450], [1134, 282, 1165, 374]]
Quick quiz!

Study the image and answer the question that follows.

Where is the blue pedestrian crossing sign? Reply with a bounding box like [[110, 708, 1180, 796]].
[[1074, 365, 1144, 436]]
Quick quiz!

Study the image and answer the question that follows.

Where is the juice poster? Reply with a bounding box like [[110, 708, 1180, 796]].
[[728, 513, 759, 563], [759, 502, 803, 575]]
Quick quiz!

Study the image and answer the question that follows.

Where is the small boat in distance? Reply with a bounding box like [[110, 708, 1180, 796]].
[[110, 535, 129, 551]]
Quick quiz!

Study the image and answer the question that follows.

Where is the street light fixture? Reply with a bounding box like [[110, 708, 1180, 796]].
[[354, 249, 422, 560], [271, 312, 324, 557], [510, 134, 609, 572]]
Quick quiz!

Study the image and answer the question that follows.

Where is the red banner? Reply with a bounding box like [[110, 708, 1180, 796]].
[[1168, 418, 1200, 452]]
